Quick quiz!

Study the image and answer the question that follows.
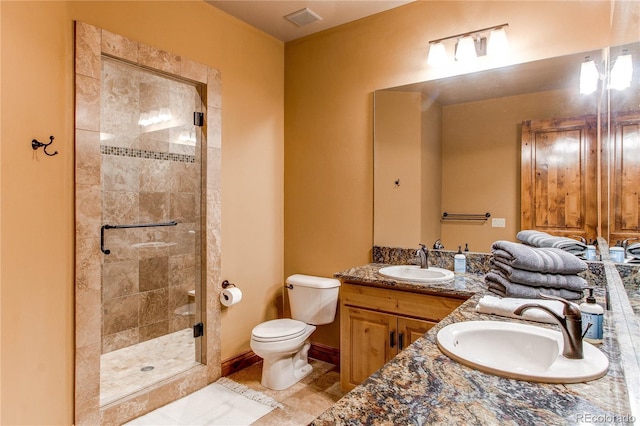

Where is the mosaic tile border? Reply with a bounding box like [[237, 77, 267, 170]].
[[101, 145, 196, 163]]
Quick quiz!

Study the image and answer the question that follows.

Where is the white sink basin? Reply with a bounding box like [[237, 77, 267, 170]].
[[378, 265, 454, 283], [436, 321, 609, 383]]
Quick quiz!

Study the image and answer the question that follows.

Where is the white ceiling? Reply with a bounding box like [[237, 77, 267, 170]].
[[205, 0, 415, 42]]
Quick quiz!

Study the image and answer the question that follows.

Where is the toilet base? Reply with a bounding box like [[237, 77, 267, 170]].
[[260, 339, 313, 390]]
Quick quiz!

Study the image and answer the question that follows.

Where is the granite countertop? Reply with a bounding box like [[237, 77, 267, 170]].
[[312, 264, 635, 425]]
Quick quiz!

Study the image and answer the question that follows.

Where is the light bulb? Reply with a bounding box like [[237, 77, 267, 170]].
[[580, 58, 599, 95], [455, 36, 477, 62], [487, 27, 508, 57], [610, 52, 633, 90], [427, 42, 447, 67]]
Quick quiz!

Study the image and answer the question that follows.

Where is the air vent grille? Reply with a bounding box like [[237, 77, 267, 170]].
[[285, 8, 323, 27]]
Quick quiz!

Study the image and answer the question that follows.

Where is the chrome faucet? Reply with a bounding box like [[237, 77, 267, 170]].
[[433, 239, 444, 250], [416, 243, 429, 269], [513, 294, 584, 359]]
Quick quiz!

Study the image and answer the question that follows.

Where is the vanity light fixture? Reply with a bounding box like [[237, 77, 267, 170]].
[[426, 23, 509, 67], [579, 51, 633, 95]]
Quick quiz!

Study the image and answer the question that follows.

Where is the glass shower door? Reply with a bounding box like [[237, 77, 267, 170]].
[[99, 57, 204, 406]]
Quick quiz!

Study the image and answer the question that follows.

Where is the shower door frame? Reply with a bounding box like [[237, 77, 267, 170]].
[[74, 22, 222, 425]]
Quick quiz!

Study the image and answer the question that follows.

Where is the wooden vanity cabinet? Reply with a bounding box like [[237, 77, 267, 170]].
[[340, 282, 465, 391]]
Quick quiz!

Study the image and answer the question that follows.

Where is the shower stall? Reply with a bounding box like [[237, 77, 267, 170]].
[[98, 57, 204, 405]]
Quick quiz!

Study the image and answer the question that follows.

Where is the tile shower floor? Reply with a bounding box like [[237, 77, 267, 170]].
[[100, 328, 199, 406]]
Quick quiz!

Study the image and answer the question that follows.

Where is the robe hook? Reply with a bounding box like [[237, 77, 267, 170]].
[[32, 136, 58, 156]]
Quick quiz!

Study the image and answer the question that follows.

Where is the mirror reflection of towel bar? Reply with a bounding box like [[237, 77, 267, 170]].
[[441, 212, 491, 221]]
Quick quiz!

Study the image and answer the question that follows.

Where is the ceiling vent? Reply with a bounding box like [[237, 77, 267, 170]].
[[285, 8, 323, 27]]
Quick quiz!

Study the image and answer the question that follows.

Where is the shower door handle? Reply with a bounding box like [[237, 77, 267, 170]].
[[100, 220, 178, 254]]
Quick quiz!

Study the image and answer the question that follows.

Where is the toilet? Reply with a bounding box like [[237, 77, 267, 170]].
[[250, 274, 341, 390]]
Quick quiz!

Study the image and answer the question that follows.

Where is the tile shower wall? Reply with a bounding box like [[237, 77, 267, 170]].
[[101, 58, 201, 354]]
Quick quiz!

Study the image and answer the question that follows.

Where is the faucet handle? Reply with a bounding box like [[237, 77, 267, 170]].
[[418, 243, 427, 251], [539, 293, 582, 318]]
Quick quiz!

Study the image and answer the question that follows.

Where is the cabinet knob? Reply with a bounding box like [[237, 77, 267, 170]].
[[399, 333, 404, 350], [389, 331, 396, 348]]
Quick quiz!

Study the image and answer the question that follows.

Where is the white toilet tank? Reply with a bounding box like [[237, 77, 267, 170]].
[[286, 274, 340, 325]]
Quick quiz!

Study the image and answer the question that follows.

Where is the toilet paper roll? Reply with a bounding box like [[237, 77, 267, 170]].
[[220, 287, 243, 307]]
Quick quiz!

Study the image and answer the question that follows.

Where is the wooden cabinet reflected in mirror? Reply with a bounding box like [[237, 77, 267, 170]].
[[610, 111, 640, 245], [520, 115, 598, 243], [521, 111, 640, 245]]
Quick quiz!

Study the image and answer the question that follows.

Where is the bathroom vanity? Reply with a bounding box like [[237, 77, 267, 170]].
[[340, 281, 465, 390], [313, 258, 639, 425]]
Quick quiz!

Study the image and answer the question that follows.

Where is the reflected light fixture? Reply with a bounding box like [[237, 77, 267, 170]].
[[610, 50, 633, 90], [427, 23, 509, 67], [580, 57, 600, 95]]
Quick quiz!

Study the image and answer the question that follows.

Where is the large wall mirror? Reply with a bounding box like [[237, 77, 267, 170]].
[[374, 41, 640, 253]]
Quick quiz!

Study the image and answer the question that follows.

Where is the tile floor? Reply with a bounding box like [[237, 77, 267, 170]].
[[227, 358, 345, 425], [129, 358, 345, 425]]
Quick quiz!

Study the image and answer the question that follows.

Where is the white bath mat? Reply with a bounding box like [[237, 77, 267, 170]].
[[216, 376, 284, 409], [125, 377, 281, 425]]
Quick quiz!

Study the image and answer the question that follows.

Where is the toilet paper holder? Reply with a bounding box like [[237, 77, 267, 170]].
[[222, 280, 235, 289]]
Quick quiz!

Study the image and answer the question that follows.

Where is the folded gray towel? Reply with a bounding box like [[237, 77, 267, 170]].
[[485, 271, 584, 300], [491, 259, 587, 291], [491, 240, 588, 274], [516, 230, 586, 254], [516, 230, 545, 245], [627, 242, 640, 258]]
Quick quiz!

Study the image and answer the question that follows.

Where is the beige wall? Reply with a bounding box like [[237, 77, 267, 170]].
[[284, 0, 634, 349], [1, 0, 638, 423], [373, 90, 442, 248], [421, 97, 443, 245], [0, 1, 283, 424], [441, 88, 596, 252], [374, 91, 422, 247]]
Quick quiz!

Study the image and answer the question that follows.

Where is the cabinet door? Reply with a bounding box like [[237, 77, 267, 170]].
[[609, 111, 640, 244], [397, 317, 434, 350], [341, 307, 396, 390], [521, 116, 598, 241]]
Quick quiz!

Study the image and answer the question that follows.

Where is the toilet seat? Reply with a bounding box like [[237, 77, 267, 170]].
[[251, 319, 308, 342]]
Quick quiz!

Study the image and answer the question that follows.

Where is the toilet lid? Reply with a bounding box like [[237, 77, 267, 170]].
[[251, 319, 307, 341]]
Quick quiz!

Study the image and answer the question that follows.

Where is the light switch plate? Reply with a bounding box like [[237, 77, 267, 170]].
[[492, 218, 506, 228]]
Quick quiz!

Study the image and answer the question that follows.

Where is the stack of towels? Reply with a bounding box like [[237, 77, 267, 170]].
[[485, 240, 588, 300], [627, 242, 640, 263], [516, 229, 587, 257]]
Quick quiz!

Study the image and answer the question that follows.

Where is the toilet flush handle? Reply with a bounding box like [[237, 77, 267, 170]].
[[286, 284, 294, 290]]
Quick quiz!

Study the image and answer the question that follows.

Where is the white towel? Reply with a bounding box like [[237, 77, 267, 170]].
[[475, 295, 567, 324]]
